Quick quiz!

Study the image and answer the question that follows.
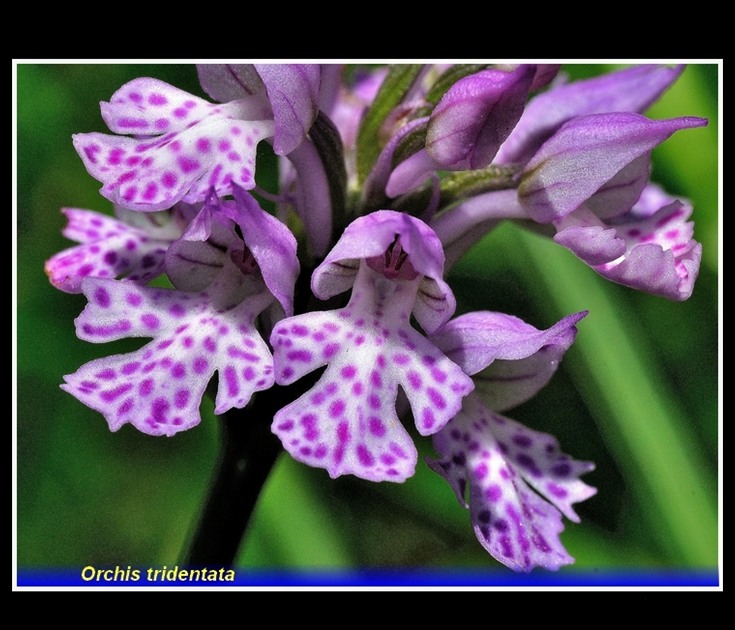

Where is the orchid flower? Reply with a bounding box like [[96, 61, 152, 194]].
[[428, 310, 596, 571], [60, 186, 298, 436]]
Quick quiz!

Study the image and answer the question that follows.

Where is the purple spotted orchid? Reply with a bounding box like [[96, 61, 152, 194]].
[[60, 186, 298, 436], [74, 65, 322, 213], [428, 310, 596, 572], [45, 204, 186, 293], [45, 63, 709, 574], [270, 210, 474, 482]]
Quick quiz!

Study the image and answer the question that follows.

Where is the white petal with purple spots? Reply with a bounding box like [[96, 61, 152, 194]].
[[62, 277, 275, 436]]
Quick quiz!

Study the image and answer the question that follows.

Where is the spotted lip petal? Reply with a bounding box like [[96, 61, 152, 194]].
[[62, 274, 276, 436], [270, 262, 474, 482], [45, 207, 179, 293], [428, 394, 596, 572], [74, 78, 274, 211], [496, 64, 686, 166], [554, 185, 701, 300], [518, 113, 707, 223], [311, 210, 455, 334]]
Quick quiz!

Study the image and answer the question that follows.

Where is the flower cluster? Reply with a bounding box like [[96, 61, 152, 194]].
[[46, 63, 706, 572]]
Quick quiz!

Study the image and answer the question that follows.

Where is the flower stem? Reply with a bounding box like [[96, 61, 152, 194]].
[[182, 388, 285, 568]]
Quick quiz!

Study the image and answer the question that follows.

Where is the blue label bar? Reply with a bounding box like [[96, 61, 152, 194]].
[[15, 567, 721, 588]]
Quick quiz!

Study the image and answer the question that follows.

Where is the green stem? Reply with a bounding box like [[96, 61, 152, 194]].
[[182, 392, 283, 568]]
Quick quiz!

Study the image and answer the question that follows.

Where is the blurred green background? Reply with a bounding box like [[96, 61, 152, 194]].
[[15, 63, 719, 580]]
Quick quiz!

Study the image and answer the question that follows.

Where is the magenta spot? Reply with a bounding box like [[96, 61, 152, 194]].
[[665, 229, 681, 240], [203, 337, 216, 352], [161, 172, 178, 189], [95, 368, 116, 380], [103, 251, 118, 266], [324, 322, 340, 333], [369, 417, 386, 437], [389, 442, 408, 458], [86, 229, 100, 239], [287, 350, 312, 362], [312, 331, 325, 342], [368, 393, 381, 410], [94, 286, 111, 308], [357, 444, 375, 467], [393, 353, 410, 365], [118, 117, 148, 129], [173, 107, 188, 118], [231, 126, 242, 135], [141, 313, 160, 330], [78, 264, 94, 277], [352, 382, 363, 396], [117, 398, 134, 416], [474, 462, 488, 480], [151, 397, 170, 423], [154, 118, 169, 130], [174, 389, 190, 410], [218, 139, 231, 152], [380, 454, 396, 466], [168, 304, 185, 318], [370, 370, 382, 388], [325, 382, 338, 396], [157, 340, 173, 351], [337, 421, 350, 444], [301, 414, 319, 441], [329, 399, 346, 418], [431, 367, 447, 383], [196, 138, 211, 153], [108, 148, 124, 165], [277, 420, 294, 432], [310, 391, 326, 406], [354, 335, 365, 346], [100, 383, 133, 402], [80, 380, 99, 390], [377, 355, 386, 368], [138, 378, 154, 397], [323, 343, 339, 359], [227, 151, 241, 162], [124, 292, 142, 307], [148, 93, 168, 106], [243, 366, 255, 381], [486, 484, 502, 502], [314, 444, 328, 459], [122, 186, 138, 202], [121, 361, 141, 375], [407, 371, 422, 390], [193, 357, 209, 374], [282, 366, 294, 379], [291, 324, 309, 336], [224, 366, 239, 396], [299, 446, 312, 456], [427, 387, 446, 409], [422, 408, 436, 429], [341, 365, 357, 379], [125, 240, 137, 251], [178, 156, 200, 174], [547, 482, 569, 498], [171, 362, 186, 379], [512, 434, 532, 448]]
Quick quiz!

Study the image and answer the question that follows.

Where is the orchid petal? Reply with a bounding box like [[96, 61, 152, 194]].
[[62, 276, 275, 436], [45, 208, 178, 293], [428, 394, 596, 571], [518, 113, 707, 223], [271, 263, 474, 482], [497, 64, 686, 165]]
